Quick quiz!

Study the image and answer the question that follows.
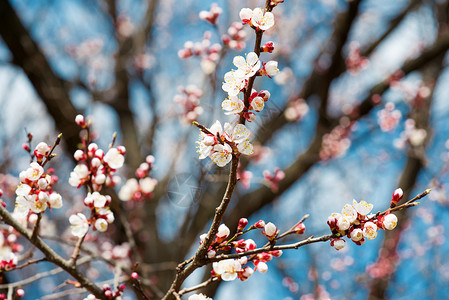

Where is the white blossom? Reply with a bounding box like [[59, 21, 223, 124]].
[[222, 71, 246, 96], [352, 199, 373, 216], [140, 177, 157, 194], [104, 148, 125, 169], [233, 52, 261, 78], [95, 218, 108, 232], [222, 96, 245, 115], [252, 8, 275, 31], [213, 259, 242, 281], [69, 213, 89, 238], [25, 162, 44, 181], [362, 221, 378, 240], [383, 214, 398, 230]]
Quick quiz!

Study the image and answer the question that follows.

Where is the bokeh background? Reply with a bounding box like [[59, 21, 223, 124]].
[[1, 0, 449, 299]]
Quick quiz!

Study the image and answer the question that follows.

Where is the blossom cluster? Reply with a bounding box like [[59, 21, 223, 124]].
[[222, 22, 247, 50], [197, 121, 253, 167], [69, 119, 125, 190], [377, 102, 402, 132], [178, 32, 222, 75], [118, 155, 157, 202], [263, 168, 285, 192], [199, 3, 222, 25], [68, 115, 126, 237], [221, 52, 278, 122], [173, 85, 203, 123], [327, 189, 403, 251], [345, 42, 369, 75], [198, 219, 296, 283], [320, 119, 352, 161], [14, 145, 63, 217]]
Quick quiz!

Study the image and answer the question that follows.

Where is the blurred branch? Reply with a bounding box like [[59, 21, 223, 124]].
[[0, 0, 80, 155], [361, 0, 422, 57], [367, 4, 448, 296]]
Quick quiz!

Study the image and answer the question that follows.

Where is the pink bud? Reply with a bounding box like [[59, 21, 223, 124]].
[[270, 250, 283, 257], [391, 188, 403, 208], [117, 145, 126, 155], [238, 218, 248, 231], [254, 220, 265, 229], [22, 144, 30, 152], [243, 112, 256, 122], [131, 272, 139, 279], [294, 223, 306, 234], [74, 150, 86, 161], [16, 289, 24, 297], [75, 114, 86, 127], [261, 41, 275, 53]]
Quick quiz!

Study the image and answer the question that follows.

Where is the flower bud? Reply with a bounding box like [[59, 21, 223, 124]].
[[74, 149, 86, 161], [294, 222, 306, 234], [331, 238, 346, 250], [383, 213, 398, 230], [391, 188, 403, 208], [261, 41, 274, 53], [75, 114, 86, 127], [256, 262, 268, 273], [216, 224, 230, 239], [237, 218, 248, 231], [263, 222, 278, 238], [254, 220, 265, 229]]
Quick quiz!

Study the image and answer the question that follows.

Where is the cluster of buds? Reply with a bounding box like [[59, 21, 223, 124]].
[[68, 115, 126, 237], [118, 155, 157, 202], [222, 88, 270, 121], [320, 118, 353, 161], [68, 192, 115, 238], [0, 225, 22, 271], [263, 168, 285, 192], [222, 22, 247, 50], [173, 85, 204, 123], [14, 150, 63, 216], [196, 121, 253, 167], [345, 42, 369, 75], [201, 218, 302, 284], [102, 283, 125, 299], [377, 102, 402, 132], [70, 115, 125, 191], [327, 197, 400, 251], [239, 7, 275, 31], [393, 118, 427, 149], [178, 32, 222, 75], [199, 3, 222, 25], [83, 284, 125, 300]]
